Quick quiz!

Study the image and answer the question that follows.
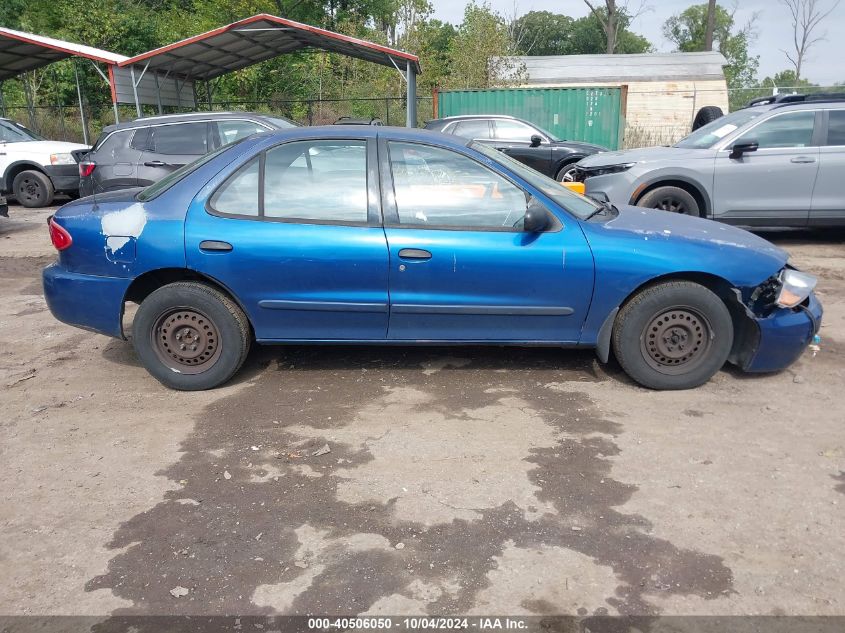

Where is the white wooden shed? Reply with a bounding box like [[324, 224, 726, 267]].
[[504, 51, 729, 146]]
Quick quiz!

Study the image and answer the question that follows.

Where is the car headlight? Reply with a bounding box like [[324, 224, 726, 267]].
[[580, 163, 636, 178], [776, 268, 817, 308], [50, 153, 76, 165]]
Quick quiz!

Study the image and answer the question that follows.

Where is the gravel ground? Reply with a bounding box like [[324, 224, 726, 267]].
[[1, 204, 843, 619]]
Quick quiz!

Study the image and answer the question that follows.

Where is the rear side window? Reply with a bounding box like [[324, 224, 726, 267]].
[[452, 120, 493, 140], [208, 139, 369, 223], [91, 130, 131, 156], [826, 110, 845, 146], [130, 127, 152, 151], [151, 122, 209, 155]]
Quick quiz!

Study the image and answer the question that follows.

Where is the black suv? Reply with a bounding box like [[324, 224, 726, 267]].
[[424, 115, 605, 182], [79, 112, 297, 196]]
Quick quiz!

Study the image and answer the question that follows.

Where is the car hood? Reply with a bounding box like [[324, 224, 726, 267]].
[[579, 205, 788, 290], [577, 145, 711, 167], [551, 139, 605, 153], [5, 140, 90, 154]]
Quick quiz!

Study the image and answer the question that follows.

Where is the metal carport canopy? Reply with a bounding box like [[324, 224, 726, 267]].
[[118, 13, 421, 126], [0, 26, 128, 141]]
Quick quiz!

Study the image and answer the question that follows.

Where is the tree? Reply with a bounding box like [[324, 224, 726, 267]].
[[582, 0, 649, 54], [663, 3, 759, 89], [510, 11, 574, 55], [704, 0, 716, 50], [445, 2, 524, 89], [511, 9, 651, 56], [779, 0, 841, 81]]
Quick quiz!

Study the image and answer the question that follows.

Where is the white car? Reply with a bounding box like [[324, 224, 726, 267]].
[[0, 118, 89, 208]]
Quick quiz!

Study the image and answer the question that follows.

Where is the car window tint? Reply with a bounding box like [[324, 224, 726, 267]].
[[388, 142, 528, 229], [735, 111, 816, 149], [263, 140, 368, 222], [151, 122, 208, 155], [93, 130, 131, 157], [452, 120, 492, 139], [216, 121, 267, 147], [826, 110, 845, 145], [209, 158, 259, 216], [494, 119, 537, 142], [130, 127, 152, 151]]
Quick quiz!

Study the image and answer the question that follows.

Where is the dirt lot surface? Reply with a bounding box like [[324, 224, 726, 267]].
[[1, 204, 843, 619]]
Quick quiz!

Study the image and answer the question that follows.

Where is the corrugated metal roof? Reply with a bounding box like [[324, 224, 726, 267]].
[[503, 51, 728, 85], [119, 14, 421, 79], [0, 27, 126, 80]]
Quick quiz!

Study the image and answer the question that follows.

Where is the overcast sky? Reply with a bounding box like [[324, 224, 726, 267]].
[[430, 0, 845, 86]]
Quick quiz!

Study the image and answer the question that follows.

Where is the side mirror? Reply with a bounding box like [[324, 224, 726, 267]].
[[530, 134, 542, 148], [523, 199, 551, 232], [729, 140, 759, 159]]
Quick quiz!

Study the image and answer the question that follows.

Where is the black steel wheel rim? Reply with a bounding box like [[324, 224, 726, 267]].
[[151, 308, 222, 375], [640, 306, 713, 375], [654, 196, 689, 214], [17, 177, 43, 203]]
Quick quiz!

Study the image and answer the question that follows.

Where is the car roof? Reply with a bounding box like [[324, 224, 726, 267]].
[[427, 114, 521, 124], [241, 124, 468, 149], [101, 111, 286, 134]]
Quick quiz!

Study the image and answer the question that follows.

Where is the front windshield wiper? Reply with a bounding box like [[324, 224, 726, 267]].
[[584, 199, 618, 220]]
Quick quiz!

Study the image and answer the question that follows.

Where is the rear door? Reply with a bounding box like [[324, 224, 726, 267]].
[[185, 136, 389, 341], [712, 110, 821, 225], [810, 109, 845, 225], [492, 119, 552, 175], [137, 121, 210, 186]]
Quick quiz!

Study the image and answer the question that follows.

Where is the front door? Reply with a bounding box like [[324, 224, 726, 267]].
[[380, 139, 594, 342], [712, 110, 820, 225], [137, 121, 211, 187], [186, 137, 389, 341]]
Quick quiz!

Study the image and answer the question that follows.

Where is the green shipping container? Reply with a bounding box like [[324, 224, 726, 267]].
[[437, 87, 623, 150]]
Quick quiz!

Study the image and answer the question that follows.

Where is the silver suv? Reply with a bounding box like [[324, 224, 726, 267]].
[[575, 95, 845, 227]]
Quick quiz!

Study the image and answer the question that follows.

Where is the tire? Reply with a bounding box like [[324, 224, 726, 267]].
[[555, 162, 580, 183], [637, 186, 701, 217], [12, 170, 55, 208], [692, 105, 723, 131], [612, 281, 733, 390], [132, 282, 251, 391]]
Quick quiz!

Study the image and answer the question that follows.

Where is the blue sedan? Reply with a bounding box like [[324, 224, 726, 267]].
[[43, 126, 822, 391]]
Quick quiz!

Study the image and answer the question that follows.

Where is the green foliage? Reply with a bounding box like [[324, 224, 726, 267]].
[[662, 2, 759, 90], [512, 9, 651, 56]]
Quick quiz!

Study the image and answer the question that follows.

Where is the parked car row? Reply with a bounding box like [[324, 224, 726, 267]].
[[6, 93, 845, 229]]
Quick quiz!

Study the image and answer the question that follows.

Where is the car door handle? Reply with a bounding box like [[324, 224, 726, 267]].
[[143, 160, 169, 167], [790, 156, 816, 164], [398, 248, 432, 260], [199, 240, 233, 252]]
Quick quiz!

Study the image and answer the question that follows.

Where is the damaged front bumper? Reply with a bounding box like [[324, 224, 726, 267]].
[[734, 290, 823, 373]]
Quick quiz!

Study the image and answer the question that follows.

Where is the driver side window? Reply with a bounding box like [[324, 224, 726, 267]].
[[388, 142, 528, 229]]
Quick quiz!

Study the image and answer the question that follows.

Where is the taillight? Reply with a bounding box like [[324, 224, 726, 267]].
[[48, 216, 72, 251], [79, 162, 96, 178]]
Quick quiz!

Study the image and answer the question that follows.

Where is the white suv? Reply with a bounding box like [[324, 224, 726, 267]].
[[0, 118, 89, 208]]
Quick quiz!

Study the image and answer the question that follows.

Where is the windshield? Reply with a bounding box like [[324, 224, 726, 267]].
[[266, 116, 298, 129], [0, 119, 44, 142], [470, 141, 601, 219], [137, 139, 245, 201], [674, 108, 766, 149]]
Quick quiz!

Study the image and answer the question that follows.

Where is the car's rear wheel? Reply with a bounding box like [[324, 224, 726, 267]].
[[637, 186, 700, 217], [612, 281, 733, 390], [13, 170, 55, 208], [132, 282, 251, 390], [556, 162, 579, 183]]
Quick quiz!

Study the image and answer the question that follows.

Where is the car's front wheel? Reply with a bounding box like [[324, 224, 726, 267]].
[[612, 281, 733, 390], [132, 282, 251, 390], [555, 162, 580, 183], [637, 186, 700, 217]]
